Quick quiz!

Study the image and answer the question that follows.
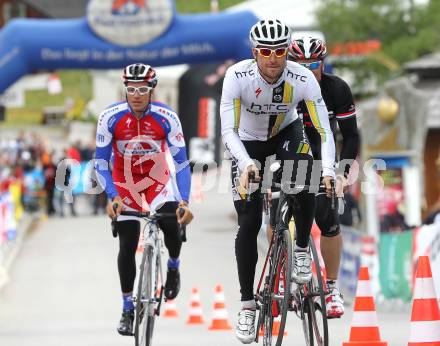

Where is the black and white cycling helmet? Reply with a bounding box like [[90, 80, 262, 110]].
[[289, 36, 328, 60], [123, 63, 158, 88], [249, 19, 291, 47]]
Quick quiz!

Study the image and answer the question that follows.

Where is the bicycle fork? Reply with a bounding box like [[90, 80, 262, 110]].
[[155, 239, 165, 316]]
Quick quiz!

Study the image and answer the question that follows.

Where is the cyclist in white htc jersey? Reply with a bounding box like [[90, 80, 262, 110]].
[[220, 19, 336, 344]]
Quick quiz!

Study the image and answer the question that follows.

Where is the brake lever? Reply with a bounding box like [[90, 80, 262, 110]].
[[330, 179, 336, 210], [111, 203, 119, 238], [178, 207, 187, 242], [263, 192, 268, 215], [246, 171, 256, 203]]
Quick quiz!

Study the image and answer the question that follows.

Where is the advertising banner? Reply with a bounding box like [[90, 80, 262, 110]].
[[379, 230, 413, 301], [0, 0, 258, 93], [339, 226, 362, 297], [376, 165, 407, 233], [413, 224, 440, 300]]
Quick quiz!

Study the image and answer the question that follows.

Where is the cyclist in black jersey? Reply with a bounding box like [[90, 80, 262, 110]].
[[220, 20, 336, 343], [287, 36, 359, 318]]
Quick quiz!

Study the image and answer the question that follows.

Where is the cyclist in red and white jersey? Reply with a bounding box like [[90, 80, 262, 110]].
[[95, 63, 193, 336]]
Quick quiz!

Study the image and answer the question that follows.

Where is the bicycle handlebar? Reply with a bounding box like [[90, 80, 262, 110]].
[[178, 208, 187, 242], [111, 210, 187, 242], [330, 179, 336, 210], [246, 171, 256, 203], [119, 210, 176, 219]]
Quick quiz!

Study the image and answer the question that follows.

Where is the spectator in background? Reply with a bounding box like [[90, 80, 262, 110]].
[[339, 191, 362, 227], [29, 132, 44, 162], [86, 141, 106, 215], [80, 141, 94, 162], [22, 155, 45, 212], [423, 197, 440, 225], [0, 131, 54, 214], [57, 149, 77, 217], [43, 151, 57, 216], [424, 154, 440, 225], [67, 143, 81, 163], [91, 166, 107, 215], [380, 202, 409, 232]]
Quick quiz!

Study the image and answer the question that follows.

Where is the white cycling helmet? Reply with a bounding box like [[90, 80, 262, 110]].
[[123, 63, 158, 87], [249, 19, 291, 48]]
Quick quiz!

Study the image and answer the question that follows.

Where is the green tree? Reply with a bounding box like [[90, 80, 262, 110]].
[[316, 0, 440, 88]]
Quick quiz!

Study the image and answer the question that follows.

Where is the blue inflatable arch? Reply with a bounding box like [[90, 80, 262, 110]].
[[0, 2, 258, 94]]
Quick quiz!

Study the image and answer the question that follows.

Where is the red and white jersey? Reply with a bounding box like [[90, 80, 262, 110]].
[[95, 100, 191, 212]]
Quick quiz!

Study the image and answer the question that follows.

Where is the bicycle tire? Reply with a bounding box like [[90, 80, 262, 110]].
[[262, 229, 292, 346], [135, 245, 156, 346], [261, 238, 278, 346], [301, 296, 313, 346], [255, 290, 266, 344], [306, 238, 329, 346]]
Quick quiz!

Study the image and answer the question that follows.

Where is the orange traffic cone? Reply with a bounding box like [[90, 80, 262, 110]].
[[343, 267, 387, 346], [187, 287, 205, 324], [408, 256, 440, 346], [192, 174, 204, 203], [259, 276, 287, 337], [259, 315, 287, 336], [272, 316, 286, 336], [163, 299, 178, 318], [208, 284, 232, 330]]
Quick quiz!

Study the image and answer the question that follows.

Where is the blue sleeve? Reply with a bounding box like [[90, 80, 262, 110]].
[[170, 145, 191, 203], [163, 112, 191, 202], [95, 113, 118, 200], [95, 145, 118, 200]]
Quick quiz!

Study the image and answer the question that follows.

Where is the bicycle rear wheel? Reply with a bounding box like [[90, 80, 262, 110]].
[[305, 238, 328, 346], [301, 294, 313, 346], [135, 245, 158, 346], [262, 229, 292, 346]]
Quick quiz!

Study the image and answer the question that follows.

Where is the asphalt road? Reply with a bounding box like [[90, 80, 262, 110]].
[[0, 167, 413, 346]]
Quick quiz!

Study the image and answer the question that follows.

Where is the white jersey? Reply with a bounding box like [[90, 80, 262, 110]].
[[220, 59, 335, 177]]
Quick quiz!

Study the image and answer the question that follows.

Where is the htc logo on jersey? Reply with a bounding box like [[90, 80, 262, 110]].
[[247, 102, 288, 115], [286, 70, 307, 82], [235, 70, 255, 78]]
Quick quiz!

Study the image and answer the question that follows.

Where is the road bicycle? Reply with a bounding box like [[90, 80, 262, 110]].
[[116, 210, 186, 346], [253, 166, 332, 346], [254, 188, 292, 346], [289, 208, 328, 346]]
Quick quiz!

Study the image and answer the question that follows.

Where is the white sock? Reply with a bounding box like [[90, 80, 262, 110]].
[[241, 299, 256, 310], [294, 245, 308, 252], [327, 279, 337, 290]]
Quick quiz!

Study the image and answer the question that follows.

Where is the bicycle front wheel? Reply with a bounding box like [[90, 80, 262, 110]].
[[135, 245, 157, 346], [263, 229, 292, 346], [305, 238, 328, 346]]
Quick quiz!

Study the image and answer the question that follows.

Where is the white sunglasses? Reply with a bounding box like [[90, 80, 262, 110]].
[[125, 86, 153, 95]]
